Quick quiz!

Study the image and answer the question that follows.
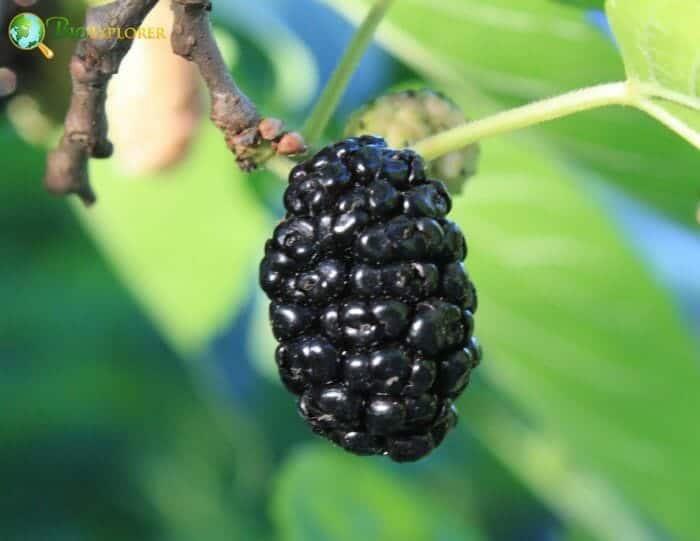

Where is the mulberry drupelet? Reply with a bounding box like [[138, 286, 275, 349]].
[[260, 136, 482, 462]]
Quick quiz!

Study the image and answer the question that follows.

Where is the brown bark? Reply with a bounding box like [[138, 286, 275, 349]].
[[46, 0, 305, 205]]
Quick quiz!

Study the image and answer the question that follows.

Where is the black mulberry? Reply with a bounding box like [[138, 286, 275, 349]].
[[260, 136, 482, 462]]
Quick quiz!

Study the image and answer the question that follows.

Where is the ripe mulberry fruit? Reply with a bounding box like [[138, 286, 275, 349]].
[[260, 136, 482, 462]]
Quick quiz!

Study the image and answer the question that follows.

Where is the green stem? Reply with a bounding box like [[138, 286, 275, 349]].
[[266, 155, 297, 180], [303, 0, 394, 146], [634, 97, 700, 150], [413, 82, 632, 160]]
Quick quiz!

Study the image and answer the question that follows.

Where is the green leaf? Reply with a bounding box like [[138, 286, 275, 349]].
[[564, 529, 598, 541], [607, 0, 700, 149], [555, 0, 605, 10], [462, 388, 655, 541], [325, 0, 700, 224], [74, 123, 270, 356], [217, 3, 319, 112], [453, 134, 700, 540], [140, 408, 273, 541], [272, 446, 485, 541], [324, 0, 621, 99]]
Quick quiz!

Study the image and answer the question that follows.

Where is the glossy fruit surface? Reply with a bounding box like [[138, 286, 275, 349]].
[[260, 136, 481, 461]]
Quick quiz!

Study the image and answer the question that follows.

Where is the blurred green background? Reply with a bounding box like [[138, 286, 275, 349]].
[[1, 1, 699, 540]]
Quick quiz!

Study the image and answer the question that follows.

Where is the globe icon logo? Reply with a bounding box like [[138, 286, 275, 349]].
[[8, 12, 54, 59]]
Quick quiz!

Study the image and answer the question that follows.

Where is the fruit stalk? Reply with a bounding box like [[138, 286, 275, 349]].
[[413, 82, 632, 160]]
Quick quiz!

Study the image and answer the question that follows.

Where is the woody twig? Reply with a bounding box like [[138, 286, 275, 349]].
[[45, 0, 305, 206]]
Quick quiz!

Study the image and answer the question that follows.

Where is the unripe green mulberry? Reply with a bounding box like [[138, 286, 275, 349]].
[[345, 90, 480, 194]]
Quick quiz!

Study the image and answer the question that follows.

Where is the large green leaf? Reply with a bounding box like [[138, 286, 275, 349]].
[[607, 0, 700, 149], [272, 446, 485, 541], [324, 0, 700, 224], [74, 123, 269, 355], [452, 134, 700, 540], [262, 4, 700, 535]]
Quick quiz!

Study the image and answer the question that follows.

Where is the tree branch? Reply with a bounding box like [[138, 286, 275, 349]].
[[45, 0, 305, 206], [45, 0, 160, 205], [170, 0, 305, 171]]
